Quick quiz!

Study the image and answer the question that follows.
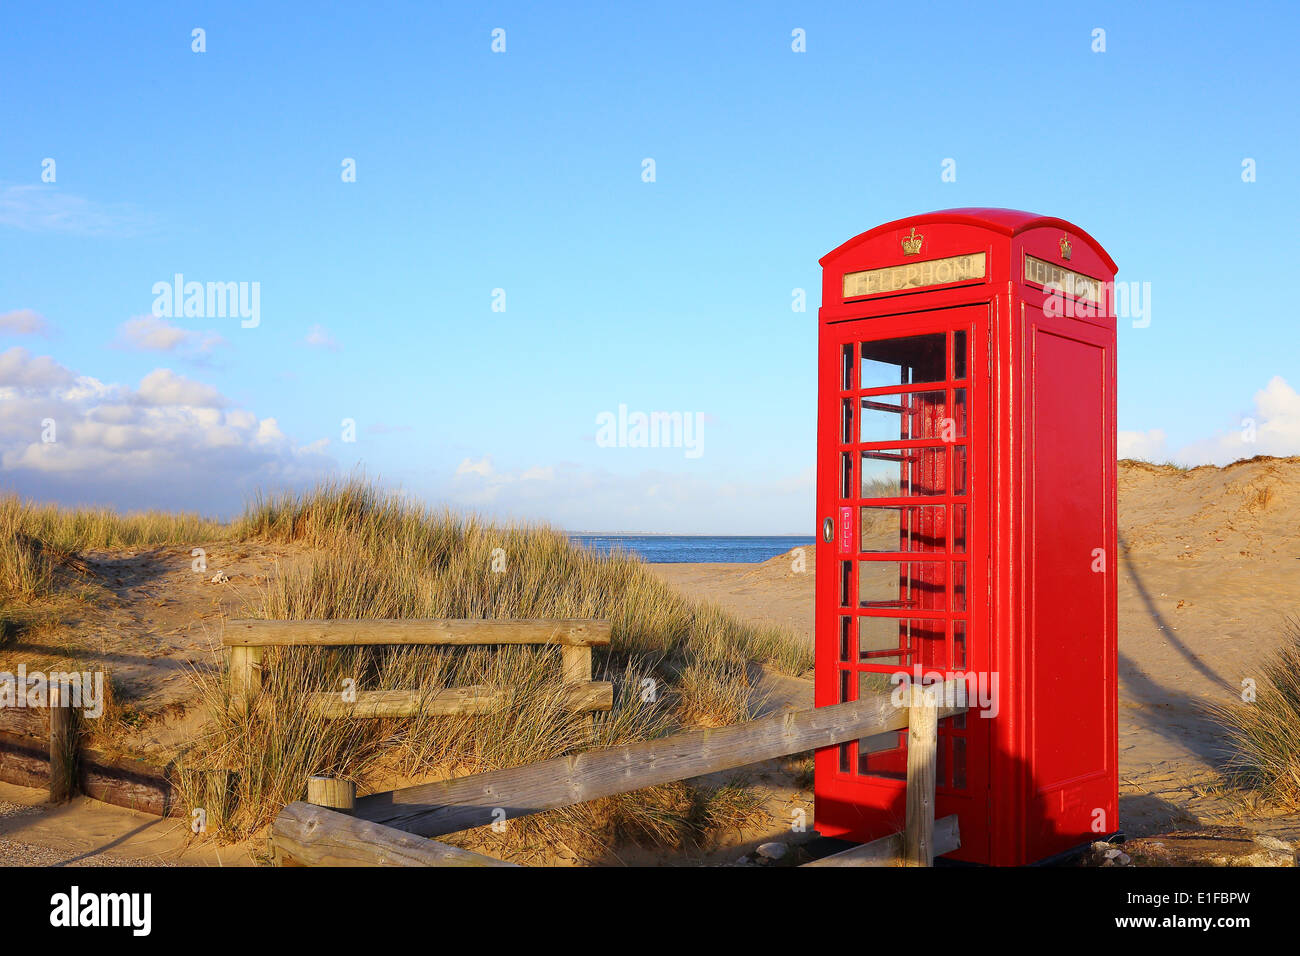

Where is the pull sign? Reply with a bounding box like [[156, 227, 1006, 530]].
[[837, 506, 853, 556]]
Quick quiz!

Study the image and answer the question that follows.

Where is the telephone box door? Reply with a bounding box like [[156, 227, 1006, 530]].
[[814, 303, 991, 863]]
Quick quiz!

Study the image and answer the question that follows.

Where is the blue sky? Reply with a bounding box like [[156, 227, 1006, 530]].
[[1, 1, 1297, 532]]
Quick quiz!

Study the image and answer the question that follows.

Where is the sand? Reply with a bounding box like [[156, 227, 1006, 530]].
[[649, 457, 1300, 842], [2, 456, 1298, 862], [0, 781, 256, 867]]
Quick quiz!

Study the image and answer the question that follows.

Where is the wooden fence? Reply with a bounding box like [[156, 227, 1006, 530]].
[[271, 679, 968, 868], [0, 618, 613, 816], [222, 618, 614, 720], [3, 621, 965, 867], [0, 674, 179, 814]]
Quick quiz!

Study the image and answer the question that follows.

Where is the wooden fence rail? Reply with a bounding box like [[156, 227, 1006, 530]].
[[805, 814, 961, 867], [273, 801, 517, 867], [0, 675, 179, 813], [223, 618, 611, 648], [272, 679, 967, 868], [222, 618, 614, 721]]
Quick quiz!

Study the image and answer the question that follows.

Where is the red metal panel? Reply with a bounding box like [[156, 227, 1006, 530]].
[[815, 209, 1117, 865], [814, 303, 993, 862]]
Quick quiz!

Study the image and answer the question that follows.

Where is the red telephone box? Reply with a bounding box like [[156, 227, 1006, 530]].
[[813, 208, 1118, 865]]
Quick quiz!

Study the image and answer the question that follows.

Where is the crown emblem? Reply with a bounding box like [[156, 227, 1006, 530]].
[[901, 227, 924, 256], [1059, 234, 1072, 260]]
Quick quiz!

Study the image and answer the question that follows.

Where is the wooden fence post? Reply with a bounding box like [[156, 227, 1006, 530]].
[[48, 679, 79, 803], [228, 645, 264, 713], [272, 802, 518, 867], [308, 775, 356, 813], [272, 778, 356, 866], [560, 645, 594, 738], [904, 683, 939, 866]]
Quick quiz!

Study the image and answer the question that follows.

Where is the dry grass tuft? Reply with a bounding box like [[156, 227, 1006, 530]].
[[187, 479, 807, 856], [0, 492, 227, 609], [1213, 619, 1300, 811], [2, 480, 810, 858]]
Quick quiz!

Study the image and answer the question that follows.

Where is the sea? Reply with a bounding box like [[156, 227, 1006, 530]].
[[567, 534, 814, 564]]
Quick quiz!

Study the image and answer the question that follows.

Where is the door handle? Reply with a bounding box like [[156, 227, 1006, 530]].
[[823, 517, 834, 543]]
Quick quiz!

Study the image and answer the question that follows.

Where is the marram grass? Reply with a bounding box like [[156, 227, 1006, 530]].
[[3, 480, 811, 858], [1212, 619, 1300, 811]]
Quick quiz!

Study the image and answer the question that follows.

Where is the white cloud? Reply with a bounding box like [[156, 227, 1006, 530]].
[[1176, 376, 1300, 466], [136, 368, 227, 408], [256, 418, 287, 444], [0, 184, 152, 237], [456, 456, 494, 477], [1118, 428, 1168, 461], [1120, 377, 1300, 467], [0, 348, 334, 515], [0, 309, 52, 336], [303, 324, 340, 350], [115, 315, 226, 357], [0, 346, 74, 389], [445, 458, 814, 534]]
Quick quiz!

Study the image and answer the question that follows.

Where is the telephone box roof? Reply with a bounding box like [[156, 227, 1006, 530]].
[[820, 208, 1117, 273]]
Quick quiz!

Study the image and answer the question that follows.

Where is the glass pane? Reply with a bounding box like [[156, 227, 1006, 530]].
[[840, 560, 852, 607], [861, 447, 946, 497], [860, 616, 944, 665], [859, 561, 950, 611], [841, 343, 853, 390], [857, 669, 894, 699], [952, 737, 967, 789], [860, 731, 899, 754], [861, 390, 948, 442], [952, 388, 967, 438], [839, 616, 852, 662], [953, 620, 967, 667], [859, 730, 906, 779], [953, 562, 967, 612], [953, 330, 967, 380], [861, 334, 946, 388], [912, 618, 947, 668], [840, 452, 852, 498], [841, 398, 854, 444], [859, 616, 905, 664], [951, 503, 966, 553], [860, 504, 946, 552], [953, 445, 968, 495]]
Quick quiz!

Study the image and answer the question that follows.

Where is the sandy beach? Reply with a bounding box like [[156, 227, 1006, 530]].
[[649, 457, 1300, 844], [1, 457, 1298, 864]]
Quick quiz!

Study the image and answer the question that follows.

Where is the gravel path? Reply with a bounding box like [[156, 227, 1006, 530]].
[[0, 799, 175, 867]]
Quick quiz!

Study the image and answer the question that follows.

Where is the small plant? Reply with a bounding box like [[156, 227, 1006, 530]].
[[1213, 619, 1300, 811]]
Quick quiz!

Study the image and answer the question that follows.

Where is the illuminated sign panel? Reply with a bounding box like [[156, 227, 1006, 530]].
[[842, 252, 986, 299], [1024, 255, 1103, 305]]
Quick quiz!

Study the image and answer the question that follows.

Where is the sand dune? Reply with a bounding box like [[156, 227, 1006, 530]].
[[4, 457, 1297, 857], [648, 456, 1300, 841]]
